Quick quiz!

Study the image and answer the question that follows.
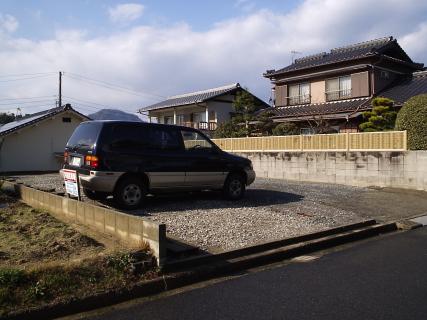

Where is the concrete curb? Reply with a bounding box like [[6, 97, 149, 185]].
[[2, 220, 399, 320]]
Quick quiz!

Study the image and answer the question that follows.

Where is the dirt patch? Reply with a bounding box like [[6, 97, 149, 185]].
[[0, 192, 103, 268], [0, 192, 157, 317]]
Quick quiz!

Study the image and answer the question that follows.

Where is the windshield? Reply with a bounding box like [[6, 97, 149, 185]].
[[66, 122, 103, 150]]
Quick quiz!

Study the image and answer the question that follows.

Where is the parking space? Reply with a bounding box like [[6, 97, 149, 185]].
[[10, 173, 427, 253]]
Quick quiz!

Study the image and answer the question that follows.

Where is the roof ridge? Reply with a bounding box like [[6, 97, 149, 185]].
[[330, 36, 393, 54], [169, 83, 239, 99]]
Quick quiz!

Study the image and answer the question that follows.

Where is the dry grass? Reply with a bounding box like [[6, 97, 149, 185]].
[[0, 191, 157, 317]]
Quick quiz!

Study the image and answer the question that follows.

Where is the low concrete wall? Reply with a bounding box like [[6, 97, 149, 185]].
[[1, 181, 166, 265], [237, 151, 427, 191]]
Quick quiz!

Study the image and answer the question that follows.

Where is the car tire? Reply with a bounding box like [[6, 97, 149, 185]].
[[223, 173, 246, 200], [82, 188, 108, 200], [114, 177, 146, 210]]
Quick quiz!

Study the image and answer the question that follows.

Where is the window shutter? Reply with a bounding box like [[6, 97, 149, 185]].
[[351, 71, 369, 97], [275, 85, 287, 107]]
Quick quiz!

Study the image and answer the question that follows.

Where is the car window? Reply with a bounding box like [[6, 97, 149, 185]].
[[111, 125, 148, 152], [67, 122, 103, 150], [181, 130, 214, 151], [148, 127, 182, 151]]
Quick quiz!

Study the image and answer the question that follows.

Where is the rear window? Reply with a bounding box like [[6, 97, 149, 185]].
[[67, 122, 103, 150]]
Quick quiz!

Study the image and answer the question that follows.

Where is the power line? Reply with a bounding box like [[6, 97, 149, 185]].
[[0, 103, 56, 111], [0, 95, 56, 102], [0, 99, 56, 106], [64, 72, 165, 100], [64, 95, 120, 110], [0, 72, 57, 78], [0, 73, 56, 83]]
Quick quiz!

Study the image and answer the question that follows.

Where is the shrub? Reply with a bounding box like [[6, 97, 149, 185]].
[[395, 94, 427, 150], [272, 123, 299, 136], [359, 97, 396, 132]]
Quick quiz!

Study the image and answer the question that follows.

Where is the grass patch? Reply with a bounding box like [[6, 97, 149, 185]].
[[0, 190, 158, 317]]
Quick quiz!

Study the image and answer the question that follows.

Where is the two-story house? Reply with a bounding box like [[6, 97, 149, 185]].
[[139, 83, 269, 136], [263, 36, 426, 133]]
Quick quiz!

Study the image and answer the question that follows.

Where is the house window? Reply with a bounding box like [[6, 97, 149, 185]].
[[164, 116, 173, 124], [176, 114, 185, 125], [326, 76, 351, 101], [288, 83, 310, 105], [62, 117, 71, 123]]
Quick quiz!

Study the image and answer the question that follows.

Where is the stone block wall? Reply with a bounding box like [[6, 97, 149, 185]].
[[238, 151, 427, 191]]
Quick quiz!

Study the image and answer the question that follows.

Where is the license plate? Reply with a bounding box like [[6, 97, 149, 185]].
[[71, 156, 82, 167]]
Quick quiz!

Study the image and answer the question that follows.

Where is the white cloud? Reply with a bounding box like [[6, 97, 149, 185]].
[[0, 0, 426, 117], [0, 13, 18, 33], [108, 3, 144, 24]]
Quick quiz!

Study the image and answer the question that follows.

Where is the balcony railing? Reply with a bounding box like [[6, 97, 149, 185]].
[[181, 121, 218, 131], [325, 89, 352, 101], [288, 94, 311, 106]]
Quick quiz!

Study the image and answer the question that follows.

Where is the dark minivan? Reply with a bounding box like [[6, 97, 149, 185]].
[[61, 121, 255, 209]]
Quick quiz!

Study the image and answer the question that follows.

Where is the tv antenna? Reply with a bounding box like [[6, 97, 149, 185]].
[[291, 50, 302, 63]]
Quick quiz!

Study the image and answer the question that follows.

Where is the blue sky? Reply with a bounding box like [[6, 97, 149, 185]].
[[1, 0, 299, 39], [0, 0, 427, 117]]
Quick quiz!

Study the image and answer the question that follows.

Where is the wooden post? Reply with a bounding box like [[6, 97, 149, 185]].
[[346, 132, 350, 151], [403, 130, 408, 150]]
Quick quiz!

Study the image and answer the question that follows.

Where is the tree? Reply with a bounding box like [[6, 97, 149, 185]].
[[214, 89, 266, 138], [0, 113, 16, 124], [395, 94, 427, 150], [272, 122, 300, 136], [254, 110, 276, 136], [214, 118, 247, 138], [359, 97, 396, 132]]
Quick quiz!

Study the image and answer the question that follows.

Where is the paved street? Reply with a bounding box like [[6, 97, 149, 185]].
[[82, 226, 427, 320]]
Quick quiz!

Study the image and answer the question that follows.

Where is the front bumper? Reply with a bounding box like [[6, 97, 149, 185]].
[[245, 169, 256, 186], [60, 169, 124, 193]]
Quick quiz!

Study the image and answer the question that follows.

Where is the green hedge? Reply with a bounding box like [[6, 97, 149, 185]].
[[395, 94, 427, 150]]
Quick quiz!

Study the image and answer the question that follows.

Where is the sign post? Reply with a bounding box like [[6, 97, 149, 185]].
[[63, 169, 81, 201]]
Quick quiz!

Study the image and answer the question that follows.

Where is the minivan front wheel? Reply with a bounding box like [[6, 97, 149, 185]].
[[114, 177, 146, 210], [223, 173, 246, 200]]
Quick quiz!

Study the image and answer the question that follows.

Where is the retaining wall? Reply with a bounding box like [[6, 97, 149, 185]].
[[0, 181, 166, 265], [237, 151, 427, 191]]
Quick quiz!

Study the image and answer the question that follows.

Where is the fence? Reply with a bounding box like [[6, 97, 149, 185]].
[[212, 131, 407, 152]]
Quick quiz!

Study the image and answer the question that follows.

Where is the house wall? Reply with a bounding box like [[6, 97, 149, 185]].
[[0, 111, 85, 172], [310, 80, 326, 103], [206, 95, 234, 124], [373, 68, 399, 94]]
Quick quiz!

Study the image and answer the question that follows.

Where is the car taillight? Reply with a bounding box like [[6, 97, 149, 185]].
[[85, 155, 99, 168], [64, 151, 69, 164]]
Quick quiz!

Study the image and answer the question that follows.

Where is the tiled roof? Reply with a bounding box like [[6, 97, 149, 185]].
[[140, 83, 241, 112], [379, 71, 427, 105], [0, 104, 89, 137], [265, 37, 416, 77], [267, 98, 371, 118]]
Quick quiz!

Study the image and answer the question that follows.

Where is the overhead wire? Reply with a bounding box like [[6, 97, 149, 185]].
[[63, 72, 165, 100]]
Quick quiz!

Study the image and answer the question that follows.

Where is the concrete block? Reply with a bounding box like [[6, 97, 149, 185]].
[[104, 209, 116, 235], [67, 199, 77, 221], [94, 207, 106, 232], [76, 202, 85, 223], [84, 204, 95, 227], [129, 217, 144, 244], [116, 213, 129, 241]]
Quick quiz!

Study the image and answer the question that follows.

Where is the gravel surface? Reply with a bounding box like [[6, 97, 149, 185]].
[[9, 173, 427, 253]]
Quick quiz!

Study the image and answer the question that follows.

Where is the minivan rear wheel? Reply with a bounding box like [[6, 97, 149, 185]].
[[223, 173, 246, 200], [114, 177, 146, 210]]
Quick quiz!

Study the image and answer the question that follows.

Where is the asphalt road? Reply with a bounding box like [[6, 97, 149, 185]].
[[84, 226, 427, 320]]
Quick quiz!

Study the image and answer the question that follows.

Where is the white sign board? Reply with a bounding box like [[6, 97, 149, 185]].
[[63, 169, 80, 198]]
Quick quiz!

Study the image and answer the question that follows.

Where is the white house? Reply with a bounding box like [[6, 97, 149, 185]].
[[139, 83, 269, 135], [0, 104, 89, 173]]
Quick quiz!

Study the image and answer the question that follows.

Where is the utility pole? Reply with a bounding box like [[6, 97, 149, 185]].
[[58, 71, 62, 108]]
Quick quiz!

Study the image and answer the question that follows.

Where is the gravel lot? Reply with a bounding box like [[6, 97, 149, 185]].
[[8, 173, 427, 253]]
